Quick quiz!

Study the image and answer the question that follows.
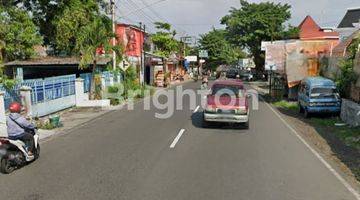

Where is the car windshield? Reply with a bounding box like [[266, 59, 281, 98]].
[[311, 87, 337, 98], [212, 84, 245, 97]]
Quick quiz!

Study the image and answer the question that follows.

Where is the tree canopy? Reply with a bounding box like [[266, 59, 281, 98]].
[[199, 28, 246, 69], [1, 0, 108, 48], [0, 6, 42, 61], [151, 22, 179, 57], [221, 0, 294, 71], [54, 0, 99, 54]]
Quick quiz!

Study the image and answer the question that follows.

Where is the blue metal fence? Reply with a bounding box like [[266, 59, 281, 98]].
[[80, 71, 117, 93], [1, 75, 76, 111], [102, 71, 112, 87], [80, 73, 92, 93], [27, 75, 76, 105], [0, 85, 22, 111]]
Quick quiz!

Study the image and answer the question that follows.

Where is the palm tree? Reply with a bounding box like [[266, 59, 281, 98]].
[[76, 15, 122, 99]]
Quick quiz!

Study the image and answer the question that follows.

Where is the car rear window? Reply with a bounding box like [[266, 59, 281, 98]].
[[212, 84, 245, 97]]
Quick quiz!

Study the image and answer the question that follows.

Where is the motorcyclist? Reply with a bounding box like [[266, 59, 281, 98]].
[[6, 102, 36, 156], [202, 71, 209, 89]]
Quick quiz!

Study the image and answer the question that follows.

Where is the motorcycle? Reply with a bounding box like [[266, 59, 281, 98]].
[[0, 130, 40, 174]]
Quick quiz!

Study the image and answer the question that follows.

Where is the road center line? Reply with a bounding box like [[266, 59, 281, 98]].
[[265, 101, 360, 200], [170, 129, 185, 149], [193, 106, 200, 113]]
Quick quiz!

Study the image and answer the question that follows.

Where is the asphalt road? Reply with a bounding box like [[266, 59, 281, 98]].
[[0, 81, 358, 200]]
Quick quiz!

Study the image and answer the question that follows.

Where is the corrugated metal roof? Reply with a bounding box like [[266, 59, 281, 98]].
[[332, 29, 360, 57], [338, 8, 360, 28], [4, 56, 111, 67]]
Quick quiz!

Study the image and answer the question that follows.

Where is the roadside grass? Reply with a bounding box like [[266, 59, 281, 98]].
[[310, 118, 360, 150], [273, 100, 299, 111], [272, 99, 360, 150]]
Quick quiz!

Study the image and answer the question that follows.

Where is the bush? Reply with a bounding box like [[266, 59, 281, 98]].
[[36, 120, 56, 130], [107, 85, 119, 94], [336, 38, 360, 98], [336, 59, 357, 98], [110, 98, 120, 106]]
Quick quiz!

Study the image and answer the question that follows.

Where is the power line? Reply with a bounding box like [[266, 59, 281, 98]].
[[122, 0, 157, 32], [114, 2, 156, 33], [137, 0, 187, 36], [126, 0, 157, 22], [122, 0, 167, 18]]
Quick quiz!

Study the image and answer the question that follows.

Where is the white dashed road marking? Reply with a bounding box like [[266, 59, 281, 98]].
[[170, 129, 185, 149], [193, 106, 200, 113]]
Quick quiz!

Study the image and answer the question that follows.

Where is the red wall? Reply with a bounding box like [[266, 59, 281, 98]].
[[116, 24, 144, 57]]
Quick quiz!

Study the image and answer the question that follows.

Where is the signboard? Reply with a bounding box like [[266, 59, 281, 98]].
[[265, 62, 277, 71], [181, 36, 193, 44], [199, 50, 208, 58], [120, 60, 130, 71], [185, 56, 198, 62]]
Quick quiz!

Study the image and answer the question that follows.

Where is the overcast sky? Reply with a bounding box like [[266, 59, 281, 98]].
[[116, 0, 359, 37]]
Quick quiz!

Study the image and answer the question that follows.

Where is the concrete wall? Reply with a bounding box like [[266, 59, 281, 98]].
[[341, 99, 360, 127], [0, 92, 7, 137], [31, 95, 76, 117], [322, 56, 341, 80]]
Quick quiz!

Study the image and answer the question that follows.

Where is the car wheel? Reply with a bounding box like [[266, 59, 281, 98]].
[[202, 119, 209, 128], [0, 157, 15, 174], [202, 114, 209, 128]]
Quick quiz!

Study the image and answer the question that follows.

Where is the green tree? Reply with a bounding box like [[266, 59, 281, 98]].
[[151, 22, 179, 57], [54, 0, 122, 99], [0, 6, 42, 61], [199, 28, 246, 69], [54, 0, 97, 54], [154, 22, 171, 32], [221, 0, 293, 71], [76, 16, 121, 99], [1, 0, 108, 48], [336, 37, 360, 98]]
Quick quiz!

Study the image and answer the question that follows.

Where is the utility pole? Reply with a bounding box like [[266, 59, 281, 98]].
[[139, 22, 145, 86], [269, 19, 275, 98], [140, 23, 146, 86], [111, 0, 116, 70], [143, 24, 146, 86]]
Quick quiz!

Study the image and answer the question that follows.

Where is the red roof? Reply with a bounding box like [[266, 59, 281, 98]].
[[298, 16, 339, 40]]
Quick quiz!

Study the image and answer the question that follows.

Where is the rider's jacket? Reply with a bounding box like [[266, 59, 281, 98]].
[[6, 113, 36, 139]]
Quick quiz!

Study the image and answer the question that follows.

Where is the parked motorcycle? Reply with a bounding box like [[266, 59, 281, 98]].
[[0, 130, 40, 174]]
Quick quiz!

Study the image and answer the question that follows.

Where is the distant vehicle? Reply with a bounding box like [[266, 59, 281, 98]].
[[203, 79, 250, 129], [239, 71, 254, 82], [253, 72, 267, 81], [298, 77, 341, 118], [226, 69, 240, 79]]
